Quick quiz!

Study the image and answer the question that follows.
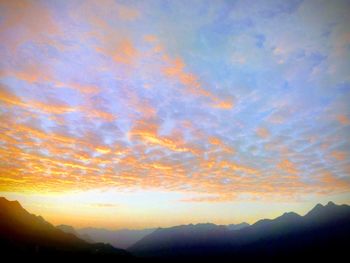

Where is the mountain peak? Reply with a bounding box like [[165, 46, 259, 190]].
[[0, 197, 23, 211], [282, 211, 299, 216], [315, 203, 324, 209], [306, 203, 323, 215], [305, 201, 346, 219], [280, 211, 300, 219], [312, 201, 338, 211], [272, 211, 301, 224], [0, 196, 15, 204], [0, 196, 131, 259], [326, 201, 336, 207]]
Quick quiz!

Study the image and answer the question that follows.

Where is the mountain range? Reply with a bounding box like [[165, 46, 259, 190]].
[[57, 225, 155, 249], [129, 201, 350, 261], [1, 196, 349, 262], [0, 197, 131, 260], [57, 222, 249, 249]]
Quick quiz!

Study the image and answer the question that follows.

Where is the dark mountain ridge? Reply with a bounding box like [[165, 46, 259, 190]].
[[58, 222, 249, 249], [2, 196, 350, 262], [130, 201, 350, 261], [0, 197, 131, 260], [76, 226, 156, 249]]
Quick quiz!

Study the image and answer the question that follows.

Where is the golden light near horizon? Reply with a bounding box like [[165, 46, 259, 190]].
[[0, 0, 350, 229]]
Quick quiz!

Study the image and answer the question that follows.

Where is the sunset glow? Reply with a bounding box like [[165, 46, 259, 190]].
[[1, 0, 350, 229]]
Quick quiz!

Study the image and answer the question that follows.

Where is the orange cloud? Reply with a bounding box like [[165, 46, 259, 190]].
[[211, 99, 234, 110], [208, 136, 235, 154], [2, 0, 349, 206], [163, 56, 234, 110], [0, 88, 346, 203], [115, 2, 140, 21], [0, 86, 78, 115], [119, 87, 157, 119], [95, 147, 112, 154], [181, 194, 235, 203], [55, 82, 101, 95], [129, 121, 198, 154], [0, 116, 341, 203], [219, 161, 259, 175], [0, 84, 115, 122], [0, 0, 61, 51], [86, 109, 116, 122], [0, 65, 51, 84], [331, 151, 347, 161], [112, 39, 138, 65], [277, 159, 298, 175], [144, 35, 158, 43], [337, 114, 350, 125], [317, 172, 349, 193], [0, 86, 26, 108], [83, 6, 138, 67], [256, 127, 270, 139]]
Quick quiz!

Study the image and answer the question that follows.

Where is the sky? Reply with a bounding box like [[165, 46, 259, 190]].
[[0, 0, 350, 229]]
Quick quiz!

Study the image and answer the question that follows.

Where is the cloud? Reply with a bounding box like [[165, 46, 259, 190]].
[[180, 194, 235, 203], [331, 151, 347, 161], [211, 99, 235, 110], [256, 127, 270, 139], [337, 114, 350, 125], [129, 121, 199, 154], [317, 172, 350, 193], [112, 39, 138, 65], [55, 82, 101, 95], [162, 56, 234, 110], [0, 0, 61, 51], [0, 85, 76, 114], [277, 159, 298, 175], [0, 84, 115, 121], [1, 0, 349, 205], [115, 2, 140, 21], [208, 136, 235, 154]]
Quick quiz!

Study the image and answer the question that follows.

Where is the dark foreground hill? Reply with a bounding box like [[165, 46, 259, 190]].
[[0, 197, 132, 260], [129, 201, 350, 261]]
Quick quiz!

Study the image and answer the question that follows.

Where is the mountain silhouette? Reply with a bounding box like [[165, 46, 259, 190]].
[[227, 222, 250, 231], [129, 202, 350, 261], [2, 196, 350, 262], [129, 223, 236, 258], [60, 223, 248, 250], [304, 201, 349, 223], [56, 224, 94, 243], [0, 197, 131, 260], [59, 226, 155, 249]]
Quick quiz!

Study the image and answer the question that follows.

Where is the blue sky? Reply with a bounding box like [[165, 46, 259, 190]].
[[0, 0, 350, 228]]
